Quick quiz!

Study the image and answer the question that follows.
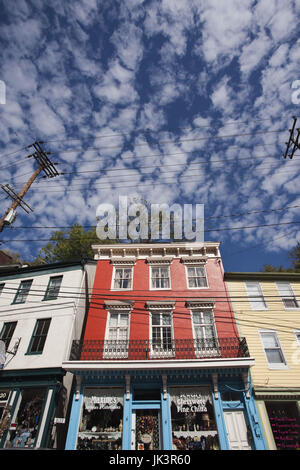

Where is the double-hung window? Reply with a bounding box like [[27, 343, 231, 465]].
[[276, 282, 299, 309], [44, 275, 63, 300], [260, 331, 287, 369], [27, 318, 51, 354], [191, 310, 218, 357], [151, 267, 170, 289], [13, 279, 32, 304], [104, 311, 130, 358], [113, 268, 132, 290], [0, 321, 17, 349], [245, 281, 267, 310], [151, 311, 173, 356], [187, 266, 208, 288]]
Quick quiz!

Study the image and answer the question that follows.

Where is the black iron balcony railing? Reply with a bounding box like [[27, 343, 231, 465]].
[[69, 337, 250, 361]]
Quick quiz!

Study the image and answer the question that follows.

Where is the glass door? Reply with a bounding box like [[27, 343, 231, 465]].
[[131, 409, 161, 450]]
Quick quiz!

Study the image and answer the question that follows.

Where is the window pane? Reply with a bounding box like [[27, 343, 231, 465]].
[[119, 314, 128, 326], [0, 322, 17, 349], [152, 313, 160, 325], [203, 312, 213, 324], [193, 312, 201, 324], [283, 298, 298, 308], [108, 329, 117, 340], [245, 282, 266, 309], [45, 276, 62, 300], [261, 333, 278, 348], [109, 314, 118, 327], [162, 313, 171, 325], [29, 319, 51, 353], [14, 280, 32, 303], [266, 349, 284, 364]]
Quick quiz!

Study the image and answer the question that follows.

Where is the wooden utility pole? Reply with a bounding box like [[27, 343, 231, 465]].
[[0, 141, 59, 233]]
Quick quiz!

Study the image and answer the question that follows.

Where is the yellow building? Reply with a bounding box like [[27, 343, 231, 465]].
[[225, 272, 300, 450]]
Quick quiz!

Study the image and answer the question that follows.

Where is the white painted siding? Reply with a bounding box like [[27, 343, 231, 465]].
[[0, 264, 96, 371]]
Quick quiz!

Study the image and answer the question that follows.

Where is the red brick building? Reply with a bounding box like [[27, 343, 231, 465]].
[[64, 242, 266, 451]]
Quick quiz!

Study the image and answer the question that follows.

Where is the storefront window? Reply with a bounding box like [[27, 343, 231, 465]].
[[77, 388, 123, 450], [266, 401, 300, 450], [5, 388, 46, 448], [169, 386, 219, 450]]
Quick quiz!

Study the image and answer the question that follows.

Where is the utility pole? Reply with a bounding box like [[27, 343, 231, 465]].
[[283, 116, 300, 159], [0, 141, 59, 233]]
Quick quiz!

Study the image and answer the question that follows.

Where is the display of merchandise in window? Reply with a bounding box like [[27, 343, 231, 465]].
[[0, 390, 11, 439], [4, 388, 46, 448], [135, 410, 160, 450], [77, 388, 123, 450], [266, 402, 300, 450], [170, 387, 219, 450]]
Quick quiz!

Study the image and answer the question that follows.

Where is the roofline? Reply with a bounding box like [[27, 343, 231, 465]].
[[224, 271, 300, 281], [0, 258, 97, 278]]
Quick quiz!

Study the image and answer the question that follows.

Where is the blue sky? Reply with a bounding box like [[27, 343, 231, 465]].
[[0, 0, 299, 271]]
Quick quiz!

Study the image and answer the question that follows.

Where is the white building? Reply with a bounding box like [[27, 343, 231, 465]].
[[0, 260, 96, 449]]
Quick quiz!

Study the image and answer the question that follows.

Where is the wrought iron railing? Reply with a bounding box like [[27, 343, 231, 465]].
[[69, 337, 250, 361]]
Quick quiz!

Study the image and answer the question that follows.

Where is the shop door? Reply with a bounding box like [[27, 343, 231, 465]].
[[131, 410, 161, 450], [224, 410, 252, 450]]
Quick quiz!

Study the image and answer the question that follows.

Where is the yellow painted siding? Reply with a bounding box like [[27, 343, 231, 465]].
[[226, 280, 300, 389]]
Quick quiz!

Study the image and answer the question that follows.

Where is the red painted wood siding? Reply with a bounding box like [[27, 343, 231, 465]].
[[83, 258, 239, 345]]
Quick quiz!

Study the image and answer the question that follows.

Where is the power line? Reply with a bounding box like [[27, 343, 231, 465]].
[[47, 129, 285, 156], [9, 205, 300, 230], [11, 168, 299, 194], [1, 220, 300, 243], [42, 116, 282, 144]]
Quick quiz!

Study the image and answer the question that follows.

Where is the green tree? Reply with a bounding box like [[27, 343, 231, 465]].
[[30, 223, 116, 265], [261, 242, 300, 273]]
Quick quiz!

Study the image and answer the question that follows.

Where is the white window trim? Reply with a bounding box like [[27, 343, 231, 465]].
[[149, 309, 175, 358], [276, 282, 300, 310], [184, 264, 209, 290], [149, 265, 171, 291], [259, 330, 288, 370], [294, 330, 300, 346], [245, 281, 268, 311], [111, 265, 134, 291], [189, 307, 220, 358], [103, 309, 131, 358]]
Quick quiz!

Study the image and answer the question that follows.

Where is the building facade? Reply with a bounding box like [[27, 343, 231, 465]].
[[0, 260, 96, 449], [63, 242, 266, 451], [225, 272, 300, 450]]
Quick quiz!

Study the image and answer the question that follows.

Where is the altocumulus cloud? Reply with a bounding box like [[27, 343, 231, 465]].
[[0, 0, 299, 271]]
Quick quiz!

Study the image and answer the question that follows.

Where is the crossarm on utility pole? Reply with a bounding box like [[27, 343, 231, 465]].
[[0, 166, 42, 233]]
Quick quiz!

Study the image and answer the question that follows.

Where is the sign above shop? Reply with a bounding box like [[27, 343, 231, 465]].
[[172, 390, 209, 413]]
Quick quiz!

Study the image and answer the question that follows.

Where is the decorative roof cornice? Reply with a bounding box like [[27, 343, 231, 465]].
[[92, 242, 220, 260]]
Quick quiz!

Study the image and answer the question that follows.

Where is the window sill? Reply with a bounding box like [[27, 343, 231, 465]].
[[267, 364, 289, 370]]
